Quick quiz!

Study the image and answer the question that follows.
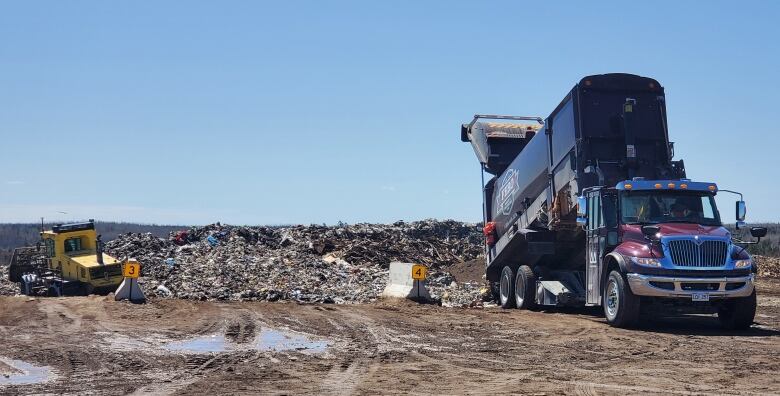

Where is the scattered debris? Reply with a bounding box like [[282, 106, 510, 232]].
[[98, 220, 485, 305], [436, 281, 492, 308], [0, 265, 17, 295], [756, 255, 780, 278], [155, 284, 172, 297]]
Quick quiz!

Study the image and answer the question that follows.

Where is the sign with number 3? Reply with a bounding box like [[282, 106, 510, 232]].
[[123, 262, 140, 278]]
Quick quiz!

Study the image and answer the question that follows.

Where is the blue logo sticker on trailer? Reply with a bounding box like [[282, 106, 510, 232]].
[[496, 169, 519, 216]]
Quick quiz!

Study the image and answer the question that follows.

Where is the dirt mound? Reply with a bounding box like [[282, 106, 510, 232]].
[[445, 258, 485, 283]]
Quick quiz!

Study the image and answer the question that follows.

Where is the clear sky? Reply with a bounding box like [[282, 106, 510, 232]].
[[1, 1, 778, 225]]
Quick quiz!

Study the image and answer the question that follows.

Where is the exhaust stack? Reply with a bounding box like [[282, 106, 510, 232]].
[[96, 235, 104, 265]]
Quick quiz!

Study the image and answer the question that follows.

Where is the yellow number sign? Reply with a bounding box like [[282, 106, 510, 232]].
[[123, 262, 141, 278], [411, 264, 427, 280]]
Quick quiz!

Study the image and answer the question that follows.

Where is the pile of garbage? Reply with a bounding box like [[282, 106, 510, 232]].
[[104, 220, 487, 306], [756, 255, 780, 278], [0, 265, 17, 295]]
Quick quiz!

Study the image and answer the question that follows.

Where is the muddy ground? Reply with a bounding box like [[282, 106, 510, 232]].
[[1, 280, 779, 395]]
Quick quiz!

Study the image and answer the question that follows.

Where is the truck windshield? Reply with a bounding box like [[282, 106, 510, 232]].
[[620, 191, 720, 226]]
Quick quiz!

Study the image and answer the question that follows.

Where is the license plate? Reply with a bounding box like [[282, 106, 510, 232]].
[[692, 293, 709, 302]]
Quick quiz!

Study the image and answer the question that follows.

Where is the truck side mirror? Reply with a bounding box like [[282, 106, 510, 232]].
[[750, 227, 767, 239], [641, 225, 661, 239], [576, 196, 587, 226], [735, 200, 747, 229], [736, 201, 746, 222]]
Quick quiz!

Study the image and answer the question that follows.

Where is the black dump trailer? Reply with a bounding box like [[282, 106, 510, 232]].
[[461, 73, 686, 299]]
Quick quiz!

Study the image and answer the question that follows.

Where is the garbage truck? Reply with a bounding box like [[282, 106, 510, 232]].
[[461, 73, 767, 328]]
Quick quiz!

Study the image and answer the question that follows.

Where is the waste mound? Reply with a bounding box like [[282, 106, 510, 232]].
[[756, 255, 780, 278], [0, 265, 16, 295], [103, 220, 488, 306]]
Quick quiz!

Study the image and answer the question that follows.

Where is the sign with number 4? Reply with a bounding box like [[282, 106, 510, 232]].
[[411, 264, 427, 280]]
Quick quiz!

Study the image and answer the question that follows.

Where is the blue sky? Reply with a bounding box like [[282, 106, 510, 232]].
[[1, 1, 778, 225]]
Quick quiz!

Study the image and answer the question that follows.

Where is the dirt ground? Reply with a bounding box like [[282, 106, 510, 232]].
[[1, 280, 779, 395]]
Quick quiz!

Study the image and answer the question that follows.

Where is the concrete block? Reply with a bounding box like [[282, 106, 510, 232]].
[[381, 262, 431, 302], [115, 278, 146, 303]]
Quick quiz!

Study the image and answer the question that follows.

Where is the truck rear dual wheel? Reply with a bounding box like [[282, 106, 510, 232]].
[[499, 265, 538, 310], [604, 271, 640, 328], [717, 290, 756, 330], [514, 265, 537, 310], [499, 266, 516, 309]]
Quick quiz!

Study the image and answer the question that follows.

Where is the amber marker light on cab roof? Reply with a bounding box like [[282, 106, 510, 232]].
[[624, 183, 632, 189], [680, 183, 688, 189], [709, 185, 716, 191], [667, 183, 676, 188], [654, 183, 662, 189]]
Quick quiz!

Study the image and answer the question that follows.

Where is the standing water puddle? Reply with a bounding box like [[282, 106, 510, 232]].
[[256, 328, 329, 353], [161, 328, 330, 354], [164, 334, 229, 353], [0, 357, 56, 385]]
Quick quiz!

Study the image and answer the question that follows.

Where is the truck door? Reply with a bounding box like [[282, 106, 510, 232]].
[[585, 191, 619, 305], [585, 191, 605, 305]]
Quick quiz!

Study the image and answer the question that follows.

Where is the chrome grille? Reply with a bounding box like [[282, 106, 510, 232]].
[[667, 240, 728, 267]]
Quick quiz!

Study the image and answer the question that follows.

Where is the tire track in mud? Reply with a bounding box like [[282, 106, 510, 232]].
[[3, 295, 780, 395], [319, 359, 372, 395], [130, 306, 265, 395], [543, 378, 775, 396]]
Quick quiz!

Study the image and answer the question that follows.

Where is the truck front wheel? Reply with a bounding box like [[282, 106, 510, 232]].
[[718, 290, 756, 330], [603, 271, 640, 327], [499, 266, 516, 309]]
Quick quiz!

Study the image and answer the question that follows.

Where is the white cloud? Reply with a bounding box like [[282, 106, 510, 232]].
[[5, 181, 25, 185], [380, 185, 396, 191]]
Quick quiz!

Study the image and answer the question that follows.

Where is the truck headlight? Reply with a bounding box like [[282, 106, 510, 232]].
[[734, 259, 752, 268], [630, 257, 662, 267]]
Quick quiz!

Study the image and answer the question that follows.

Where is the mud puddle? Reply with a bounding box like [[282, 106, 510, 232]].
[[255, 328, 330, 353], [164, 334, 229, 353], [162, 328, 330, 354], [0, 357, 56, 385], [104, 327, 332, 355]]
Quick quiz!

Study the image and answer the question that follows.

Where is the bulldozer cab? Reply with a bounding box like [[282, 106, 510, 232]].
[[12, 220, 128, 296], [40, 220, 124, 288]]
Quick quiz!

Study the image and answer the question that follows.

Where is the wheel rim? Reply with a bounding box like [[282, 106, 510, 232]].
[[515, 274, 525, 307], [500, 273, 510, 305], [606, 279, 619, 318]]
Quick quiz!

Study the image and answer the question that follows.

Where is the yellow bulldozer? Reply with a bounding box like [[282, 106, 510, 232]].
[[8, 220, 137, 296]]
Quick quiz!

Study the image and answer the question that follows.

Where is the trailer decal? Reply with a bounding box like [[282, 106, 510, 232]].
[[496, 168, 519, 216]]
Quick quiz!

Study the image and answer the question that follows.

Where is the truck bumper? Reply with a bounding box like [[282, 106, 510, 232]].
[[626, 273, 754, 299]]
